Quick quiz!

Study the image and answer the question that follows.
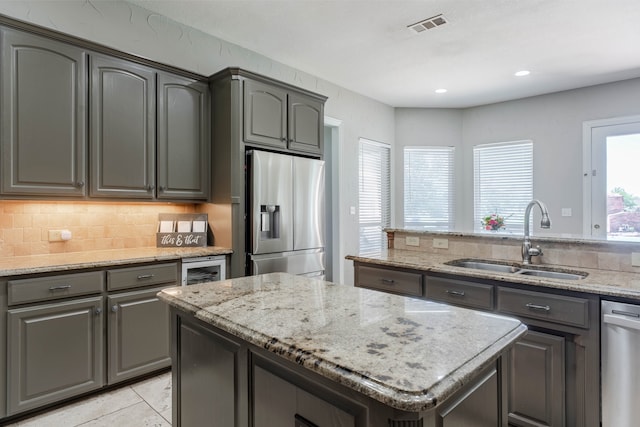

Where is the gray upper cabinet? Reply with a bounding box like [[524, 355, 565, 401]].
[[157, 73, 210, 200], [243, 77, 324, 155], [0, 28, 87, 197], [288, 92, 323, 155], [90, 54, 156, 198], [244, 79, 288, 150]]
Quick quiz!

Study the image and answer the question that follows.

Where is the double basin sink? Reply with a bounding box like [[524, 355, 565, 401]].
[[445, 259, 588, 280]]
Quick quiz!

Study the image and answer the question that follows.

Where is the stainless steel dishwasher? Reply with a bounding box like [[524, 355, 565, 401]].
[[601, 300, 640, 426]]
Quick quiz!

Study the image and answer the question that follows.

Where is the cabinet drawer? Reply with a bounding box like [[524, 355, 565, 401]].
[[497, 287, 589, 328], [8, 271, 104, 306], [107, 263, 178, 291], [356, 265, 422, 297], [425, 276, 494, 311]]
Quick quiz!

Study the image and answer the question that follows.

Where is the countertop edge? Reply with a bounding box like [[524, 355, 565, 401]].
[[0, 247, 233, 277]]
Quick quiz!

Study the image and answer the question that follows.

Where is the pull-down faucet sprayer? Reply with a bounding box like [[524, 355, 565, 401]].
[[522, 199, 551, 264]]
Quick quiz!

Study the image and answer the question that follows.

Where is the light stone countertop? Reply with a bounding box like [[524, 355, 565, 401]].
[[347, 249, 640, 301], [158, 272, 527, 412], [0, 246, 232, 277]]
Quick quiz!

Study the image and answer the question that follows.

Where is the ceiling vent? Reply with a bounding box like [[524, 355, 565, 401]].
[[407, 14, 448, 34]]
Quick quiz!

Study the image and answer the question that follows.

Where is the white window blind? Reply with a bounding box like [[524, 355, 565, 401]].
[[359, 139, 391, 256], [404, 146, 455, 230], [473, 140, 533, 233]]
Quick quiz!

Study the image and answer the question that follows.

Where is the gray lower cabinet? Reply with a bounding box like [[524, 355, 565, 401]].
[[107, 286, 171, 384], [7, 296, 104, 415], [90, 54, 156, 199], [0, 27, 87, 196], [506, 331, 565, 427], [254, 365, 355, 427], [157, 73, 210, 200]]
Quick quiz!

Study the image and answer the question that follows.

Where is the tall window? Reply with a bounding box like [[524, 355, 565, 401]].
[[474, 141, 533, 233], [404, 146, 455, 230], [359, 139, 390, 256]]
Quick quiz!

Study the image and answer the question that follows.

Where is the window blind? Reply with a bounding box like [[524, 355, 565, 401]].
[[359, 139, 391, 256], [404, 146, 455, 230], [473, 141, 533, 233]]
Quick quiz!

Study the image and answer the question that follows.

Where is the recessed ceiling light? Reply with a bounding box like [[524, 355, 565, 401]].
[[514, 70, 531, 77], [435, 88, 447, 94]]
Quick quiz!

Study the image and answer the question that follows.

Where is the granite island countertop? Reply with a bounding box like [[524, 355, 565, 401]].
[[347, 249, 640, 301], [158, 272, 527, 412], [0, 246, 232, 277]]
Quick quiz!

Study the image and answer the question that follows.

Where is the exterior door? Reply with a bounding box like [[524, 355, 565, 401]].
[[7, 297, 104, 415], [157, 72, 209, 200], [0, 28, 87, 196], [90, 54, 156, 198], [586, 117, 640, 240]]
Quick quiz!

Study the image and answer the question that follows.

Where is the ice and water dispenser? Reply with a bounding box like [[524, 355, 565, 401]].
[[260, 204, 280, 239]]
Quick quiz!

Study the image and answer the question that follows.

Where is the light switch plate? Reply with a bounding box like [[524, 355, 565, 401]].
[[433, 238, 449, 249], [406, 236, 420, 246], [48, 230, 63, 242], [561, 208, 572, 217], [349, 206, 356, 215], [632, 252, 640, 267]]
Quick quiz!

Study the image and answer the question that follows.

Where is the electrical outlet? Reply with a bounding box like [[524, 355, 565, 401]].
[[632, 252, 640, 267], [406, 236, 420, 246], [48, 230, 63, 242], [433, 238, 449, 249], [561, 208, 572, 217]]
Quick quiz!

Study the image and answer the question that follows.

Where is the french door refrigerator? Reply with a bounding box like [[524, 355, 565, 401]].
[[247, 150, 325, 278]]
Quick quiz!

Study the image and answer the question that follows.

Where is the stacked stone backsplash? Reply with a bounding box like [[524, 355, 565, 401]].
[[388, 229, 640, 274]]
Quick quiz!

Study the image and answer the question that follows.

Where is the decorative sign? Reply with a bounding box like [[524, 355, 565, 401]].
[[156, 213, 208, 247]]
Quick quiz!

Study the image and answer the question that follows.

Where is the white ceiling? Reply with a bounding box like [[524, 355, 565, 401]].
[[129, 0, 640, 108]]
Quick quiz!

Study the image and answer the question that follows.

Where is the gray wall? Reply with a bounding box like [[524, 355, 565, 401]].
[[0, 0, 396, 285], [395, 78, 640, 237]]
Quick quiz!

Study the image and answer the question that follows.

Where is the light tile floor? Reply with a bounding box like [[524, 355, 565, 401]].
[[5, 372, 172, 427]]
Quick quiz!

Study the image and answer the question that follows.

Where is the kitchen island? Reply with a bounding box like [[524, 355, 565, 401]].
[[158, 272, 527, 426]]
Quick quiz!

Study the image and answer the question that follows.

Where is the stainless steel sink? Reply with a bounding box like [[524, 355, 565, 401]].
[[445, 259, 520, 273], [445, 259, 587, 280], [516, 269, 587, 280]]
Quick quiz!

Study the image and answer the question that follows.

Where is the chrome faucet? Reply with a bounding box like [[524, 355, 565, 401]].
[[522, 199, 551, 264]]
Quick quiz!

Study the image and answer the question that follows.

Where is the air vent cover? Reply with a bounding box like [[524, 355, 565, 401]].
[[408, 14, 448, 34]]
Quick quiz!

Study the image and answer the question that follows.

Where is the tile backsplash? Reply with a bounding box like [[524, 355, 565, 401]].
[[0, 201, 196, 257], [389, 229, 640, 274]]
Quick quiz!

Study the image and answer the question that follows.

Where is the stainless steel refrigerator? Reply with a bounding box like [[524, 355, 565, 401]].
[[247, 150, 325, 278]]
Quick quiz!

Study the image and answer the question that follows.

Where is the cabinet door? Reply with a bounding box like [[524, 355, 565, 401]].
[[1, 28, 87, 196], [107, 287, 171, 384], [288, 92, 323, 155], [507, 331, 565, 427], [90, 54, 155, 198], [7, 297, 104, 415], [243, 79, 287, 149], [157, 73, 210, 200]]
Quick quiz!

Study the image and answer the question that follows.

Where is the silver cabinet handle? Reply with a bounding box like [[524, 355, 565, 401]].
[[49, 285, 72, 291], [137, 274, 154, 280], [158, 186, 165, 192], [381, 278, 395, 284], [95, 307, 103, 315], [75, 181, 85, 188], [147, 185, 155, 191], [111, 305, 119, 313], [446, 289, 466, 297], [526, 303, 551, 312]]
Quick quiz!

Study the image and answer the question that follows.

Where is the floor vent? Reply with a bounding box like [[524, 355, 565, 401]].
[[407, 14, 448, 34]]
